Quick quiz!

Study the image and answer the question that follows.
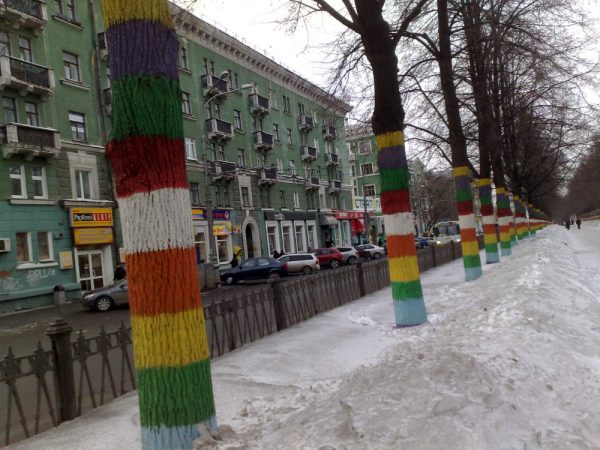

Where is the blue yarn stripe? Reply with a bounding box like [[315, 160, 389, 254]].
[[465, 266, 482, 281], [500, 248, 512, 257], [486, 252, 500, 264], [394, 298, 427, 327], [141, 418, 217, 450]]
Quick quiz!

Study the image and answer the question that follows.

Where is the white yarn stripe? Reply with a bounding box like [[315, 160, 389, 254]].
[[458, 213, 476, 230], [383, 212, 416, 236], [482, 215, 496, 226], [118, 188, 194, 254], [498, 215, 511, 227]]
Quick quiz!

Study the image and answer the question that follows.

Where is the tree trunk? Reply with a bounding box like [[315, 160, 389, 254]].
[[437, 0, 482, 280], [100, 2, 216, 448]]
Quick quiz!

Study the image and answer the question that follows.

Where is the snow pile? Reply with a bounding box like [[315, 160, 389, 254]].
[[9, 226, 600, 450]]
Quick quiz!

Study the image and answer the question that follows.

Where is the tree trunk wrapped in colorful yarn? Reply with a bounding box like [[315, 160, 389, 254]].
[[496, 187, 512, 256], [509, 192, 518, 246], [377, 132, 427, 326], [528, 203, 536, 236], [514, 196, 527, 240], [477, 178, 499, 263], [454, 167, 482, 281], [100, 1, 216, 448]]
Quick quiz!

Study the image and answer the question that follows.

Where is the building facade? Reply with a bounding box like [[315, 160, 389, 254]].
[[0, 1, 352, 313]]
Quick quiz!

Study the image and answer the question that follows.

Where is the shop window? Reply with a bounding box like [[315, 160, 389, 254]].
[[307, 225, 315, 250], [32, 166, 47, 199], [185, 137, 197, 160], [195, 230, 207, 263], [37, 231, 53, 261], [16, 232, 32, 263], [69, 112, 86, 141], [281, 225, 292, 253], [267, 225, 277, 254], [216, 235, 231, 264], [295, 225, 305, 252], [63, 51, 81, 82], [9, 164, 26, 198], [3, 97, 16, 123]]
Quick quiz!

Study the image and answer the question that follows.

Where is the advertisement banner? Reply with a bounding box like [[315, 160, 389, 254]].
[[192, 209, 232, 220], [70, 207, 114, 228], [212, 222, 232, 236], [73, 227, 114, 246]]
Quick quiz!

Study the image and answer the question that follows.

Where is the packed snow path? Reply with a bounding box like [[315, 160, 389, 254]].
[[9, 225, 600, 450]]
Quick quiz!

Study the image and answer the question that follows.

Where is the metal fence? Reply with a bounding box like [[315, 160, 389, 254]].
[[1, 240, 477, 446]]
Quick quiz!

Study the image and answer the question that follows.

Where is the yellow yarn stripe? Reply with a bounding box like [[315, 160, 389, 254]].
[[453, 166, 470, 177], [131, 308, 209, 369], [500, 230, 511, 242], [496, 187, 506, 194], [375, 131, 405, 149], [100, 0, 173, 29], [477, 178, 492, 187], [461, 240, 480, 256], [389, 256, 420, 283]]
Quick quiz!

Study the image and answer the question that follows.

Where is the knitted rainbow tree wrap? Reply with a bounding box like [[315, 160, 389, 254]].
[[454, 167, 482, 281], [495, 187, 512, 256], [376, 131, 427, 326], [509, 193, 518, 245], [513, 195, 523, 241], [100, 2, 216, 448], [477, 178, 499, 263], [528, 203, 537, 235]]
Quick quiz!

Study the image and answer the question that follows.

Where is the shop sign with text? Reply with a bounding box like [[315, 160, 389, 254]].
[[73, 227, 114, 246], [70, 207, 114, 228], [192, 209, 232, 221]]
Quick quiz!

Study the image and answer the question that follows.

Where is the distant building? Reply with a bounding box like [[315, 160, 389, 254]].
[[0, 1, 352, 313]]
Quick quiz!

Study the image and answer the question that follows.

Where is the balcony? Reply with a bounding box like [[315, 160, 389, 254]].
[[1, 123, 60, 160], [322, 125, 337, 141], [103, 88, 112, 116], [211, 160, 237, 182], [206, 118, 233, 141], [301, 145, 317, 162], [0, 0, 47, 33], [298, 115, 314, 132], [98, 32, 108, 60], [258, 167, 278, 186], [328, 179, 342, 193], [0, 55, 54, 97], [202, 74, 229, 97], [254, 131, 274, 151], [250, 93, 270, 115], [326, 152, 339, 166], [305, 177, 320, 191]]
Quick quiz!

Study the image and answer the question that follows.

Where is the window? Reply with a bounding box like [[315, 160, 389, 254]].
[[203, 58, 208, 75], [359, 141, 372, 154], [68, 112, 86, 140], [261, 189, 271, 208], [194, 230, 207, 263], [32, 166, 47, 199], [363, 184, 376, 197], [181, 92, 192, 115], [185, 138, 197, 160], [179, 46, 189, 70], [276, 158, 284, 174], [286, 128, 293, 145], [273, 123, 280, 142], [233, 110, 242, 130], [190, 182, 200, 205], [283, 95, 291, 113], [211, 102, 221, 119], [289, 160, 297, 176], [217, 144, 225, 161], [234, 72, 239, 89], [37, 231, 53, 261], [280, 190, 286, 208], [241, 187, 250, 207], [267, 226, 278, 254], [238, 149, 245, 167], [63, 52, 80, 82], [16, 232, 32, 263], [307, 225, 315, 250], [18, 37, 32, 62], [281, 225, 291, 252], [293, 192, 300, 208], [270, 89, 278, 109], [25, 102, 39, 127], [223, 185, 230, 205], [210, 61, 215, 75], [55, 0, 76, 21], [295, 225, 305, 252], [216, 235, 230, 264], [0, 32, 10, 56], [214, 186, 221, 205], [314, 138, 320, 152], [361, 163, 374, 175], [9, 165, 26, 198], [75, 169, 91, 199], [3, 97, 16, 123], [351, 165, 356, 177]]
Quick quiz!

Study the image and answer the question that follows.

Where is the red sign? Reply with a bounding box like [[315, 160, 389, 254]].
[[335, 211, 371, 220]]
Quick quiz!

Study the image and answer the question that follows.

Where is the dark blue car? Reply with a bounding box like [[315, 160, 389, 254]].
[[415, 236, 429, 249], [220, 257, 287, 285]]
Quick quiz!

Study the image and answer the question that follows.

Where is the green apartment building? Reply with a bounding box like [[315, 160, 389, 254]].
[[0, 1, 352, 313]]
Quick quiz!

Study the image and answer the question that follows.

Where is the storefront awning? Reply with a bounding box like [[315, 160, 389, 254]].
[[320, 215, 339, 227], [351, 219, 365, 234]]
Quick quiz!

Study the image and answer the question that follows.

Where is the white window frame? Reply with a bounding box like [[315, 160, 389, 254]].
[[185, 137, 197, 160], [361, 163, 373, 176], [359, 141, 372, 154], [10, 164, 27, 199], [294, 222, 306, 252], [276, 158, 284, 174], [194, 225, 209, 263], [16, 232, 33, 263], [265, 221, 281, 256], [363, 184, 376, 197], [289, 160, 296, 176], [314, 138, 320, 153], [31, 166, 48, 199], [293, 191, 300, 209], [37, 231, 54, 262], [281, 221, 294, 253], [68, 152, 100, 201], [306, 221, 317, 250], [214, 233, 232, 265]]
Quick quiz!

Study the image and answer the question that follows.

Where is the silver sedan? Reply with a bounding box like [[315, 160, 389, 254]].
[[81, 279, 128, 312]]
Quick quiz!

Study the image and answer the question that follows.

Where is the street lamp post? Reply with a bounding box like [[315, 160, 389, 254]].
[[201, 72, 253, 265]]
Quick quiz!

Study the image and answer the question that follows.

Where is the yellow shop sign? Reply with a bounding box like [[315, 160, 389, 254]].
[[71, 207, 114, 228], [74, 228, 114, 246]]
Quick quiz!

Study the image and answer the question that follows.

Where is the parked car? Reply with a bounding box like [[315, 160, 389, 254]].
[[336, 247, 359, 265], [277, 253, 320, 275], [220, 257, 287, 285], [415, 236, 429, 250], [355, 244, 386, 259], [81, 279, 128, 312], [312, 248, 343, 268]]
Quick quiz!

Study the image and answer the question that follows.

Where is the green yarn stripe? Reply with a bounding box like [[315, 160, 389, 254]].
[[391, 280, 423, 300], [485, 243, 498, 253], [380, 167, 410, 192], [480, 195, 493, 205], [137, 359, 215, 428], [463, 255, 481, 268], [111, 75, 183, 141], [455, 189, 472, 202]]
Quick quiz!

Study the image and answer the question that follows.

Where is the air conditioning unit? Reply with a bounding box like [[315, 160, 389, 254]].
[[0, 238, 10, 253]]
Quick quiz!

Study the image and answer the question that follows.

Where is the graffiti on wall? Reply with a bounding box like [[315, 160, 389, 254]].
[[26, 268, 57, 287], [0, 267, 59, 293]]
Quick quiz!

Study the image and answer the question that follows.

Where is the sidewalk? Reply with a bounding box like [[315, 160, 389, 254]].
[[8, 225, 600, 449]]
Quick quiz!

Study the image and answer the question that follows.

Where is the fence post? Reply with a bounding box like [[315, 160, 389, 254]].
[[46, 318, 77, 423], [356, 260, 367, 297], [431, 244, 437, 267], [269, 277, 288, 331]]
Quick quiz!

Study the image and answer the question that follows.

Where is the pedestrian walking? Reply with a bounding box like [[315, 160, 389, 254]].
[[113, 264, 126, 282], [576, 218, 581, 229], [566, 221, 570, 230], [230, 252, 239, 268]]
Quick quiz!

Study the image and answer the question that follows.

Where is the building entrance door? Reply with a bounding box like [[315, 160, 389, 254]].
[[245, 224, 255, 259], [77, 251, 104, 291]]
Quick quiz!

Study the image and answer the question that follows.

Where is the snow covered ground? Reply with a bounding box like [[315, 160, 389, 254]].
[[9, 225, 600, 450]]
